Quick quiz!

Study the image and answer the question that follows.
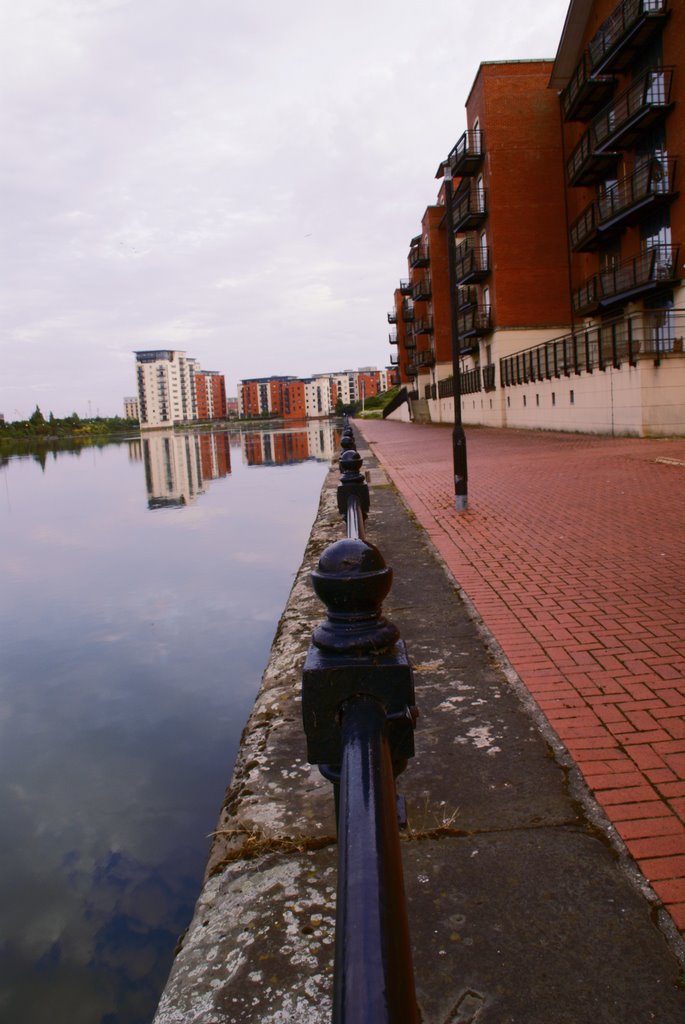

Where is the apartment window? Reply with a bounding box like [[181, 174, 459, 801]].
[[552, 392, 556, 406], [570, 390, 575, 404], [536, 394, 540, 406]]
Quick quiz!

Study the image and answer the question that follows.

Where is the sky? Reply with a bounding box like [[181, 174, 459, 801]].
[[1, 0, 569, 419]]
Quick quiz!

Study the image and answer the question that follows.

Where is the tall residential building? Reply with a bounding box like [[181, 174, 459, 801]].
[[388, 3, 685, 435], [134, 351, 228, 430], [135, 350, 197, 430], [401, 60, 571, 426], [195, 370, 228, 421], [535, 0, 685, 435]]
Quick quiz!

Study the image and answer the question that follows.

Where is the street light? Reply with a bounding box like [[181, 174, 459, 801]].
[[437, 159, 468, 512]]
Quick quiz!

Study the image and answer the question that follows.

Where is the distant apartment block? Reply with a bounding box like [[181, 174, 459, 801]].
[[389, 0, 685, 436], [134, 350, 227, 430], [195, 370, 227, 421], [238, 368, 390, 420], [123, 397, 139, 419]]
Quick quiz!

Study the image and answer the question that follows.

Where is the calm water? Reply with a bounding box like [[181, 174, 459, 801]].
[[0, 424, 338, 1024]]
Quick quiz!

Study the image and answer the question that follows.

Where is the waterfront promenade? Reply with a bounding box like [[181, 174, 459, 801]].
[[357, 418, 685, 938]]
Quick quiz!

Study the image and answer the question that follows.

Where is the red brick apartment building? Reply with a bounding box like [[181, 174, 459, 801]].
[[390, 0, 685, 435], [195, 371, 227, 422]]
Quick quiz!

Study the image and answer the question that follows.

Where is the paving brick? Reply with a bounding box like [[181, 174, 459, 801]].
[[619, 816, 684, 840], [639, 855, 685, 881], [625, 833, 685, 860], [359, 420, 685, 940]]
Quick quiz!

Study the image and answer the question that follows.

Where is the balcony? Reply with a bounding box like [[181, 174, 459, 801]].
[[452, 184, 487, 232], [588, 0, 670, 77], [389, 353, 398, 365], [412, 276, 431, 301], [454, 239, 490, 283], [408, 241, 430, 268], [567, 131, 620, 187], [416, 348, 436, 368], [561, 51, 615, 123], [457, 285, 479, 309], [572, 243, 681, 314], [594, 66, 674, 150], [387, 310, 397, 324], [388, 330, 398, 345], [482, 364, 496, 391], [402, 300, 414, 322], [399, 278, 412, 295], [404, 362, 417, 377], [405, 333, 416, 349], [459, 305, 492, 338], [568, 67, 674, 186], [414, 316, 434, 335], [569, 156, 678, 251], [447, 130, 484, 176]]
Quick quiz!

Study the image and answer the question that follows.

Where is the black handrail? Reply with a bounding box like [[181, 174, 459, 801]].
[[302, 417, 419, 1024]]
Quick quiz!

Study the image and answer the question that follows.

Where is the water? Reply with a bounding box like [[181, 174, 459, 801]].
[[0, 424, 338, 1024]]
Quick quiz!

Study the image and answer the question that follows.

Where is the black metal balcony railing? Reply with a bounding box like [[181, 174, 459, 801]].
[[447, 129, 484, 176], [405, 361, 417, 377], [388, 330, 398, 345], [588, 0, 669, 77], [414, 316, 434, 335], [402, 300, 414, 322], [399, 279, 412, 295], [500, 309, 684, 386], [570, 157, 678, 251], [459, 304, 492, 337], [416, 348, 435, 367], [411, 276, 431, 301], [408, 243, 430, 268], [389, 353, 398, 365], [561, 50, 615, 122], [302, 423, 418, 1024], [572, 243, 680, 314], [387, 310, 397, 324], [567, 67, 675, 186], [457, 285, 479, 309], [452, 185, 487, 232], [454, 240, 490, 284]]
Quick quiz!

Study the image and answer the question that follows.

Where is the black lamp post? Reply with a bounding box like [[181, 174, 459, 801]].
[[437, 160, 468, 512]]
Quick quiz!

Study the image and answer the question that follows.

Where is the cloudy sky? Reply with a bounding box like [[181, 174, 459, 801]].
[[1, 0, 568, 419]]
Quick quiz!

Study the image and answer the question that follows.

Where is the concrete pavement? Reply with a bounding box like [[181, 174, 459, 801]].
[[357, 417, 685, 940]]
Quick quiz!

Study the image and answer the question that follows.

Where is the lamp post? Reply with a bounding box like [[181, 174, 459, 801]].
[[437, 160, 468, 512]]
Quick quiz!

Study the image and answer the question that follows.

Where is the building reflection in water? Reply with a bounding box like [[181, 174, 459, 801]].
[[141, 431, 231, 509], [140, 424, 340, 509], [241, 422, 341, 467]]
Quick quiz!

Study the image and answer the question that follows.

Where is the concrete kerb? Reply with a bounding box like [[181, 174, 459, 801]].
[[154, 447, 685, 1024]]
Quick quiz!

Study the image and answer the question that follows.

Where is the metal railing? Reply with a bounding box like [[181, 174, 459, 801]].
[[572, 244, 680, 314], [302, 419, 419, 1024], [569, 157, 678, 251], [500, 308, 685, 385]]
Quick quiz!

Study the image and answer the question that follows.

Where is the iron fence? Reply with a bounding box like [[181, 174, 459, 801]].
[[302, 419, 419, 1024]]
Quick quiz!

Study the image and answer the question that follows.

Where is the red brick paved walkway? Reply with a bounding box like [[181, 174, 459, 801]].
[[358, 419, 685, 936]]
